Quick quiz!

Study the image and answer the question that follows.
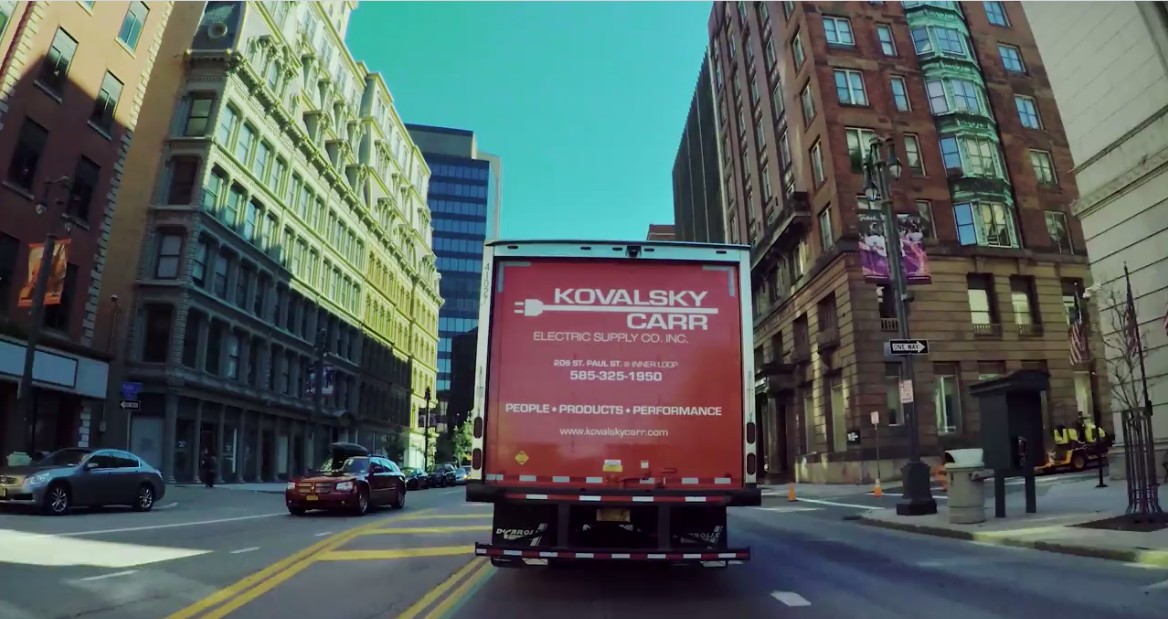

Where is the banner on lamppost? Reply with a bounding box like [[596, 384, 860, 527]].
[[17, 240, 71, 308], [305, 365, 336, 396], [858, 211, 931, 285]]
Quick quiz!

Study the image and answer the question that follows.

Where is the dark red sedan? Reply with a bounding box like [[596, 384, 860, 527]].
[[285, 454, 407, 516]]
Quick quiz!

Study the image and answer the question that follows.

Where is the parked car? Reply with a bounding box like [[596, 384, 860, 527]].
[[285, 442, 406, 516], [0, 447, 166, 515], [401, 467, 429, 490], [452, 466, 468, 485], [427, 463, 457, 487]]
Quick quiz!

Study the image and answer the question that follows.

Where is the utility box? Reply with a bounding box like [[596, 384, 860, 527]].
[[944, 448, 986, 524], [969, 370, 1050, 475]]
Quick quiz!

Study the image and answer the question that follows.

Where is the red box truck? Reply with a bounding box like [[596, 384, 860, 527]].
[[466, 240, 760, 568]]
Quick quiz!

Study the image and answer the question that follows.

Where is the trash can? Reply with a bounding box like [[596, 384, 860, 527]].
[[944, 448, 987, 524]]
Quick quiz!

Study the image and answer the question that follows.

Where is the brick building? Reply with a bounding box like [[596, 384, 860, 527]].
[[0, 1, 173, 459], [684, 1, 1104, 483]]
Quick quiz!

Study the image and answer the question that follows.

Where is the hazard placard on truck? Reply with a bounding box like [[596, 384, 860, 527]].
[[466, 240, 760, 568]]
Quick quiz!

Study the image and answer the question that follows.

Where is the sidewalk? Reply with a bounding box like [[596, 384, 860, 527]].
[[174, 482, 287, 494], [860, 477, 1168, 567]]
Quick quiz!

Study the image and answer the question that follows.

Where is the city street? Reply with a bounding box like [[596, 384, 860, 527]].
[[2, 476, 1165, 619]]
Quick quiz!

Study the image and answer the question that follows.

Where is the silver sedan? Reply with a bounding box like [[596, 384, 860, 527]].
[[0, 447, 166, 515]]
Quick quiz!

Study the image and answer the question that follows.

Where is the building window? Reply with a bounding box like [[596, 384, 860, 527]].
[[934, 364, 961, 434], [226, 333, 241, 379], [206, 323, 222, 375], [234, 123, 255, 165], [910, 27, 932, 54], [935, 27, 965, 55], [42, 263, 77, 332], [181, 312, 201, 368], [939, 135, 1003, 178], [833, 69, 867, 106], [1030, 149, 1056, 185], [39, 28, 78, 96], [755, 118, 766, 150], [67, 156, 100, 222], [191, 239, 209, 288], [6, 118, 48, 191], [0, 2, 15, 35], [1061, 279, 1085, 325], [966, 273, 998, 327], [889, 76, 910, 112], [142, 305, 173, 362], [845, 127, 877, 173], [904, 134, 924, 175], [91, 72, 123, 134], [916, 200, 935, 240], [810, 141, 825, 186], [154, 233, 183, 279], [1045, 211, 1073, 253], [216, 105, 238, 146], [213, 252, 229, 298], [823, 16, 855, 46], [1010, 276, 1039, 327], [184, 94, 214, 136], [118, 1, 149, 50], [778, 131, 791, 169], [771, 81, 784, 118], [792, 31, 805, 68], [954, 201, 1017, 247], [818, 205, 833, 250], [166, 157, 199, 204], [877, 24, 896, 55], [765, 37, 777, 67], [926, 80, 947, 114], [1015, 95, 1042, 129], [998, 44, 1025, 73], [224, 184, 245, 228], [749, 76, 760, 105], [883, 363, 903, 426], [984, 1, 1010, 27], [951, 79, 982, 114], [0, 233, 17, 313], [800, 83, 815, 124], [243, 200, 260, 241]]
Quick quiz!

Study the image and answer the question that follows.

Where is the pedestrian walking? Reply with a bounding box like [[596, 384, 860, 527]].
[[200, 448, 217, 488]]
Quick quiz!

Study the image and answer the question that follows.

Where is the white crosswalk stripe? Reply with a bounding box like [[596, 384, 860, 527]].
[[0, 528, 210, 569]]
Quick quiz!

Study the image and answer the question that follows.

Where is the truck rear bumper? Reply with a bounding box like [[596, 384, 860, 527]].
[[475, 542, 750, 564], [467, 482, 761, 507]]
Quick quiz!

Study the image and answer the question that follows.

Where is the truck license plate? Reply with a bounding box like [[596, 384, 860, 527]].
[[306, 495, 318, 501], [597, 508, 629, 523]]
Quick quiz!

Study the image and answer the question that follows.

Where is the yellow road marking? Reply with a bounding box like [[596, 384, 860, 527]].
[[420, 556, 495, 619], [398, 514, 490, 521], [164, 509, 431, 619], [317, 545, 475, 561], [361, 526, 490, 535], [395, 558, 487, 619]]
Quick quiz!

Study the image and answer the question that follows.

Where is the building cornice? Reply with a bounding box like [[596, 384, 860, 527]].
[[1072, 143, 1168, 219]]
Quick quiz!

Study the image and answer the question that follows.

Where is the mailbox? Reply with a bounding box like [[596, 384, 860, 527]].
[[969, 369, 1049, 475]]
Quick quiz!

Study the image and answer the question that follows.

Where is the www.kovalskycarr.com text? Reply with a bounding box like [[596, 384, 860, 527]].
[[559, 427, 670, 438]]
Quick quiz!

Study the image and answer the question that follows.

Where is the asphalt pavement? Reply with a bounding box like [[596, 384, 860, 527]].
[[3, 475, 1165, 619]]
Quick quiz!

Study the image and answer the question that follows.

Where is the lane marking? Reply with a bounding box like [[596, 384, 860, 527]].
[[796, 498, 880, 510], [73, 569, 139, 583], [419, 558, 495, 619], [163, 509, 433, 619], [1, 529, 209, 568], [1146, 578, 1168, 591], [398, 514, 490, 521], [59, 513, 286, 537], [229, 547, 260, 554], [395, 558, 487, 619], [771, 591, 811, 607], [361, 526, 491, 535], [156, 502, 179, 510], [881, 492, 949, 501], [317, 545, 476, 562], [753, 507, 823, 513], [313, 531, 334, 537]]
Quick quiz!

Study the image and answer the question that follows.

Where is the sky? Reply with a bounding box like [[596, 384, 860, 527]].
[[345, 1, 712, 241]]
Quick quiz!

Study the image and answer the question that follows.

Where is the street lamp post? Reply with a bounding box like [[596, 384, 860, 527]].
[[16, 176, 73, 456], [1080, 284, 1109, 489], [423, 387, 432, 471], [863, 138, 937, 517]]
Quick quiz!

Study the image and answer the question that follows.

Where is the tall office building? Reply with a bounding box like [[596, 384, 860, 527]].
[[99, 1, 440, 481], [0, 1, 175, 459], [1024, 1, 1168, 474], [684, 1, 1103, 483], [672, 46, 728, 243], [406, 124, 500, 431]]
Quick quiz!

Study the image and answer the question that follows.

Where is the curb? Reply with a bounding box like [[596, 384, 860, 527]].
[[858, 513, 1168, 567], [173, 484, 286, 494]]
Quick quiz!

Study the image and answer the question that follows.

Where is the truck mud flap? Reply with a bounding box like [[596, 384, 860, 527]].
[[475, 542, 750, 567]]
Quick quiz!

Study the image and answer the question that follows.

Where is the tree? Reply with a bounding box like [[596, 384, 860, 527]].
[[434, 433, 454, 464], [453, 420, 473, 465], [381, 426, 409, 463], [1094, 280, 1162, 516]]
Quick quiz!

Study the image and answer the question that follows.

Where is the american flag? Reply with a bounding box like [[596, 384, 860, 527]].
[[1068, 294, 1091, 365], [1122, 281, 1142, 358]]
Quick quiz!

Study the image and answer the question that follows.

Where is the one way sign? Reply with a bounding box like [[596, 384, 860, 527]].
[[887, 339, 929, 355]]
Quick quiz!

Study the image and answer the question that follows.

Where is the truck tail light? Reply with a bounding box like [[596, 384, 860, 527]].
[[472, 448, 483, 470], [746, 422, 756, 444], [746, 452, 757, 476], [473, 416, 484, 439]]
